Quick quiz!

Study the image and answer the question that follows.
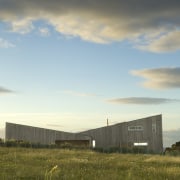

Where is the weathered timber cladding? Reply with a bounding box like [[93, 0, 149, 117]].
[[5, 114, 163, 153], [79, 115, 163, 153]]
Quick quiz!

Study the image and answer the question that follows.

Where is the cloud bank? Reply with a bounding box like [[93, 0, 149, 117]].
[[107, 97, 179, 105], [131, 67, 180, 89], [0, 0, 180, 52]]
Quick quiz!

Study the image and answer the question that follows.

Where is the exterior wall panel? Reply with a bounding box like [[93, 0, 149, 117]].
[[5, 123, 89, 144], [80, 115, 163, 153], [5, 114, 163, 153]]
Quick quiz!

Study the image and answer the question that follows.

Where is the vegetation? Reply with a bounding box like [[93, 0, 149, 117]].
[[0, 139, 153, 153], [165, 141, 180, 156], [0, 139, 89, 149], [0, 147, 180, 179], [0, 139, 159, 154]]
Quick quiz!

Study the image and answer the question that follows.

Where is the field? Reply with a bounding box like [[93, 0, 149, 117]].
[[0, 148, 180, 180]]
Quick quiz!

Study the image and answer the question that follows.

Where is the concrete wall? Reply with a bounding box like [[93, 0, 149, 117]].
[[79, 115, 163, 153], [5, 114, 163, 153]]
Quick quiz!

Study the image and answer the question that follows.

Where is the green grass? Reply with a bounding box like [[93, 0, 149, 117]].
[[0, 147, 180, 180]]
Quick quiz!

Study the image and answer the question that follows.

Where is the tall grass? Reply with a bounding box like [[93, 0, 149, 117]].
[[0, 147, 180, 179]]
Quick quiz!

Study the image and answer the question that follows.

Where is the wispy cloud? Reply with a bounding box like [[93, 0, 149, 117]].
[[137, 31, 180, 53], [62, 90, 98, 97], [107, 97, 180, 105], [9, 18, 34, 34], [0, 38, 15, 48], [0, 86, 14, 94], [131, 67, 180, 89], [0, 0, 179, 52], [39, 27, 50, 37]]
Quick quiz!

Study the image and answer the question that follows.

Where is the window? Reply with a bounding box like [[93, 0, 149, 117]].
[[128, 126, 143, 131], [134, 142, 148, 146], [92, 140, 96, 148]]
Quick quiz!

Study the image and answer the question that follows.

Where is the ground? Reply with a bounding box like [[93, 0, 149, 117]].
[[0, 148, 180, 179]]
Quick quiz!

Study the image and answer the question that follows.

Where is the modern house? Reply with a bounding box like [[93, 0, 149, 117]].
[[5, 114, 163, 153]]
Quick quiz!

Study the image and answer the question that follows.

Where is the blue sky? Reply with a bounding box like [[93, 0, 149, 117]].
[[0, 1, 180, 144]]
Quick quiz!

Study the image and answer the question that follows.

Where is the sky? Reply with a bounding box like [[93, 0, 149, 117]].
[[0, 0, 180, 145]]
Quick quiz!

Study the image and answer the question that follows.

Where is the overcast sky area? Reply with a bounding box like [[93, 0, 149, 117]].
[[0, 0, 180, 146]]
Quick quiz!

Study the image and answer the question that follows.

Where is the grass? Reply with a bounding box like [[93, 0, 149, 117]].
[[0, 147, 180, 180]]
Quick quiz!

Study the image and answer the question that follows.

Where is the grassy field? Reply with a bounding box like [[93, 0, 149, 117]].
[[0, 147, 180, 180]]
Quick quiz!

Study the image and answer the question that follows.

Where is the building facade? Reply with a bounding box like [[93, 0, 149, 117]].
[[79, 114, 163, 153], [5, 123, 90, 145], [5, 114, 163, 153]]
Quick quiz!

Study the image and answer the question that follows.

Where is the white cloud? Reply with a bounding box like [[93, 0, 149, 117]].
[[131, 67, 180, 89], [138, 31, 180, 53], [39, 27, 50, 37], [9, 18, 34, 34], [0, 38, 15, 48], [107, 97, 179, 105], [0, 0, 179, 52]]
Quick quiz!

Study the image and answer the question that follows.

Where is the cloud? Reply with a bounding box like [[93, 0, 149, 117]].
[[39, 27, 50, 37], [107, 97, 180, 105], [0, 0, 180, 52], [0, 86, 14, 94], [131, 67, 180, 89], [138, 31, 180, 53], [0, 38, 15, 48], [9, 18, 34, 34]]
